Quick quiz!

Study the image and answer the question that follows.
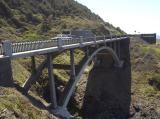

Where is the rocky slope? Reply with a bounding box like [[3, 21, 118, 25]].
[[129, 37, 160, 119]]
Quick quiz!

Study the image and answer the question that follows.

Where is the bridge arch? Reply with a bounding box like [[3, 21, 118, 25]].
[[62, 46, 123, 108]]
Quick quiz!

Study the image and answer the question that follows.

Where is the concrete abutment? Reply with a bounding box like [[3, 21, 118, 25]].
[[0, 57, 13, 87]]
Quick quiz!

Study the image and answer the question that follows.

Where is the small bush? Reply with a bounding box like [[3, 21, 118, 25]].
[[0, 18, 8, 27], [23, 31, 41, 41], [149, 74, 160, 90]]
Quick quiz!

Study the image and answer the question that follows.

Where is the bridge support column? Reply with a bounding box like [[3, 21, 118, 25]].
[[117, 41, 121, 59], [108, 42, 112, 48], [85, 47, 89, 58], [31, 56, 36, 74], [70, 49, 76, 81], [52, 50, 75, 118], [0, 41, 13, 87], [103, 35, 107, 47], [113, 41, 117, 54], [47, 54, 57, 109], [0, 57, 13, 87], [111, 42, 114, 50]]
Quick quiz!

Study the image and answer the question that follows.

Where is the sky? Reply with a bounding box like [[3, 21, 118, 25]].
[[76, 0, 160, 36]]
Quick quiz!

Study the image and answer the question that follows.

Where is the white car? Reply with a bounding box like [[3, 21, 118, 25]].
[[51, 34, 72, 40]]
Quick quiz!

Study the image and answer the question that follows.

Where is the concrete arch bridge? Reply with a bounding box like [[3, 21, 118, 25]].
[[0, 35, 130, 118]]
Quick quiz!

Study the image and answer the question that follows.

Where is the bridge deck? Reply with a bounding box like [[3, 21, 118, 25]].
[[0, 36, 128, 59]]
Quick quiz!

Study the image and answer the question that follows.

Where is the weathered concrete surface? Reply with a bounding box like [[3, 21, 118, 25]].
[[0, 57, 13, 87], [82, 38, 131, 119]]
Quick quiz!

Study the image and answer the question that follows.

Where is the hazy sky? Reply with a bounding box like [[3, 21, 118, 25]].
[[76, 0, 160, 35]]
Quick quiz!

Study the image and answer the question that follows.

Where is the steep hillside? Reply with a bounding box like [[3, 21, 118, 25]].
[[0, 87, 57, 119], [0, 61, 57, 119], [0, 0, 124, 41]]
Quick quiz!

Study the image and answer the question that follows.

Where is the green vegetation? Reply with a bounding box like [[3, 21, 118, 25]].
[[12, 61, 31, 86], [149, 74, 160, 90], [0, 0, 124, 41], [0, 0, 125, 118], [0, 88, 52, 119], [139, 45, 160, 57], [131, 38, 160, 118]]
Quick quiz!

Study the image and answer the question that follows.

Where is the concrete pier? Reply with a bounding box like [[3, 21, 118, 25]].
[[0, 57, 13, 87]]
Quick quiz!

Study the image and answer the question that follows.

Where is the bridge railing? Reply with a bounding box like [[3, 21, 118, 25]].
[[96, 36, 106, 41], [83, 37, 93, 42], [11, 39, 59, 53], [0, 35, 128, 56]]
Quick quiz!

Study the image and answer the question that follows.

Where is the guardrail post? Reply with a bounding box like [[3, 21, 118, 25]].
[[58, 38, 63, 48], [47, 54, 57, 109], [119, 34, 121, 39], [104, 35, 106, 42], [0, 44, 3, 55], [110, 34, 112, 40], [80, 36, 83, 47], [94, 35, 99, 48], [104, 35, 107, 46], [94, 35, 97, 44], [113, 41, 117, 53], [115, 35, 117, 40], [118, 41, 121, 58], [2, 40, 12, 57]]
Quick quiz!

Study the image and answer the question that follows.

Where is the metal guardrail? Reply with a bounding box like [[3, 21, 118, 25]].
[[0, 35, 128, 57], [12, 39, 58, 53]]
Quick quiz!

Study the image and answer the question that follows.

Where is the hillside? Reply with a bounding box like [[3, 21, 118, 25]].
[[129, 38, 160, 119], [0, 1, 159, 119], [0, 1, 126, 118], [0, 0, 124, 42], [1, 36, 160, 119], [0, 87, 58, 119]]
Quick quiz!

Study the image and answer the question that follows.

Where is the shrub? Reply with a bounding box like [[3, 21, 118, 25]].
[[23, 32, 41, 41], [149, 74, 160, 90]]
